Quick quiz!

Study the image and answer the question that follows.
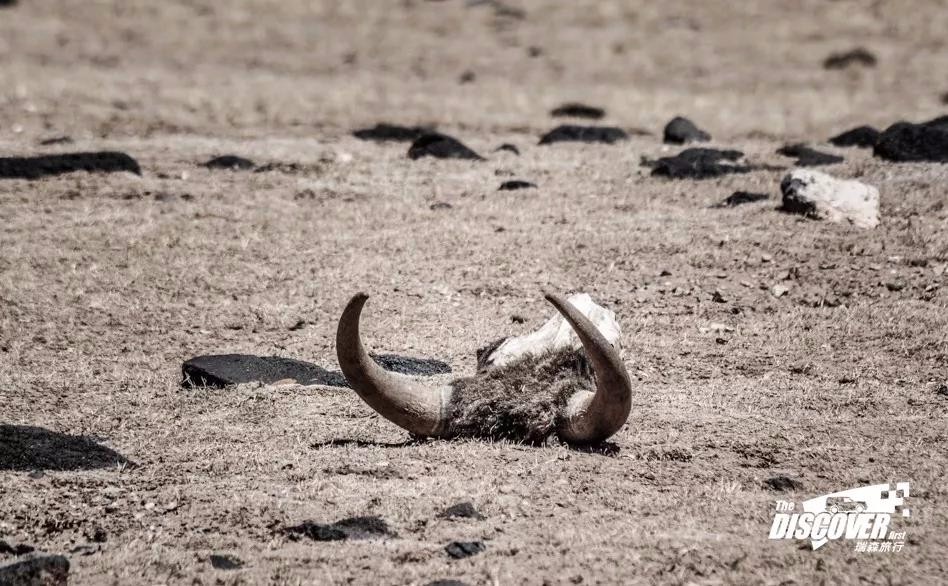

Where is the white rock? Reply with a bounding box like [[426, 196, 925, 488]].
[[780, 169, 880, 229], [480, 293, 621, 370]]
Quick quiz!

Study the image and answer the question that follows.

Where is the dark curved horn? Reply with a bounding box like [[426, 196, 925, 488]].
[[336, 293, 448, 437], [544, 293, 632, 443]]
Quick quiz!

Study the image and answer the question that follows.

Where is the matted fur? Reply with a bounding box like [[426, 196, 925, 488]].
[[446, 349, 594, 444]]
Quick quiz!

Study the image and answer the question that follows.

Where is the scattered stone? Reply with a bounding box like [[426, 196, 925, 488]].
[[771, 284, 789, 298], [458, 70, 476, 84], [711, 291, 726, 303], [430, 202, 453, 210], [498, 180, 536, 191], [886, 281, 906, 292], [181, 353, 449, 389], [823, 47, 877, 70], [494, 143, 520, 155], [0, 554, 69, 586], [647, 148, 751, 179], [764, 475, 803, 491], [353, 123, 430, 142], [776, 144, 843, 167], [285, 516, 395, 542], [0, 541, 34, 556], [663, 116, 711, 144], [38, 136, 74, 146], [439, 502, 484, 520], [550, 103, 605, 120], [713, 191, 769, 208], [181, 355, 348, 388], [372, 354, 452, 376], [202, 155, 255, 170], [0, 0, 17, 8], [538, 125, 628, 145], [874, 117, 948, 162], [780, 168, 880, 229], [935, 384, 948, 397], [445, 541, 485, 559], [828, 126, 880, 148], [209, 554, 244, 570], [942, 92, 948, 105], [408, 133, 484, 160], [425, 581, 470, 586], [0, 152, 141, 180]]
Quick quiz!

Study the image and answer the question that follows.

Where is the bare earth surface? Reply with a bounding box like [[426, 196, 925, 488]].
[[1, 1, 947, 584]]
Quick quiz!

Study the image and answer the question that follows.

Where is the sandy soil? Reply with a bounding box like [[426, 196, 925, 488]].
[[1, 1, 947, 584]]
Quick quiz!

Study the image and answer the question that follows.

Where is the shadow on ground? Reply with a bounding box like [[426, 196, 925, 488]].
[[0, 425, 131, 471]]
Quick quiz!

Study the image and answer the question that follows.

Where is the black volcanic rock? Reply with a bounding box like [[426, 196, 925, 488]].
[[285, 516, 395, 542], [498, 180, 536, 191], [663, 116, 711, 144], [182, 355, 348, 388], [494, 143, 520, 155], [776, 144, 844, 166], [647, 148, 751, 179], [550, 103, 605, 120], [353, 123, 430, 142], [823, 47, 877, 70], [445, 541, 485, 559], [874, 117, 948, 162], [0, 152, 141, 180], [202, 155, 255, 170], [828, 126, 880, 148], [538, 125, 628, 145], [408, 133, 484, 160], [181, 353, 450, 389], [713, 191, 769, 208]]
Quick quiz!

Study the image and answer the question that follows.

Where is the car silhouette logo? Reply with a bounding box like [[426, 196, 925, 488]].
[[825, 496, 868, 514]]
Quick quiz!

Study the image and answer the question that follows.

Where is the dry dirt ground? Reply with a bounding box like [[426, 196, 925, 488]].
[[1, 1, 947, 584]]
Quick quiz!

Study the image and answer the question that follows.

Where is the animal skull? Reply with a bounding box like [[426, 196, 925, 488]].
[[335, 292, 631, 444]]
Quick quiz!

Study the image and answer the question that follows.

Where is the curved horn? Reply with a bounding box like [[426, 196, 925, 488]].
[[545, 293, 632, 443], [336, 293, 449, 437]]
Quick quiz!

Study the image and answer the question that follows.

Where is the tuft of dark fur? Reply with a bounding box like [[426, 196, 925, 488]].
[[447, 349, 594, 444]]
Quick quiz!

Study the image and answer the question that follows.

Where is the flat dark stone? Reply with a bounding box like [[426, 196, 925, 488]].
[[776, 144, 844, 166], [823, 47, 877, 70], [425, 581, 470, 586], [550, 103, 605, 120], [763, 475, 803, 491], [182, 354, 348, 388], [353, 123, 431, 142], [663, 116, 711, 144], [439, 502, 484, 520], [202, 155, 255, 170], [371, 353, 452, 376], [647, 148, 751, 180], [209, 554, 244, 570], [408, 133, 484, 160], [0, 152, 141, 180], [0, 425, 130, 472], [874, 119, 948, 162], [38, 136, 73, 146], [181, 353, 450, 389], [0, 555, 69, 586], [828, 125, 880, 148], [494, 143, 520, 155], [445, 541, 485, 559], [285, 516, 395, 542], [0, 541, 35, 556], [713, 191, 769, 208], [498, 180, 536, 191], [539, 125, 628, 145]]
